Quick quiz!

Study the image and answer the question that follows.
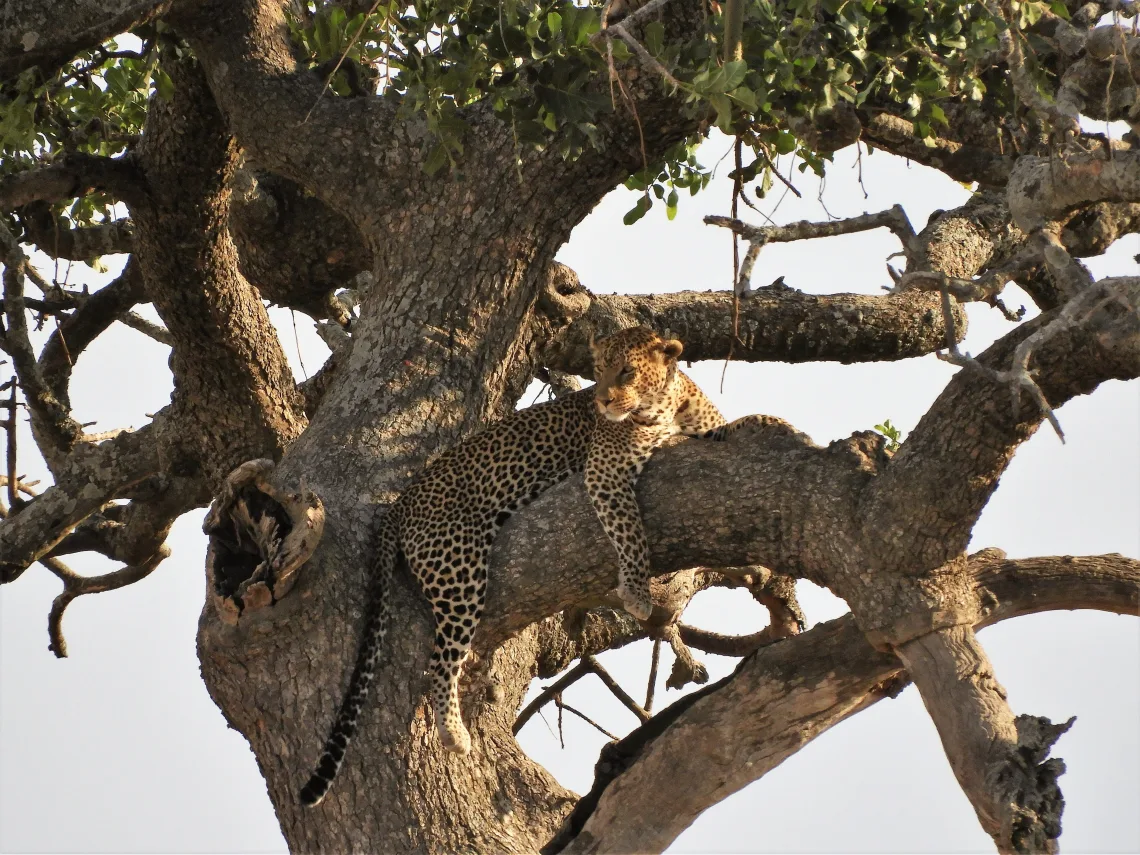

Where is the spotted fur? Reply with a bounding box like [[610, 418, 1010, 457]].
[[299, 326, 758, 806]]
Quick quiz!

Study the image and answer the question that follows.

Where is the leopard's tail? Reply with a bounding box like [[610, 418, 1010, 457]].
[[299, 512, 398, 807]]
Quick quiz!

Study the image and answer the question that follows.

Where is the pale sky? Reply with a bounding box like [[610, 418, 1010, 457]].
[[1, 133, 1137, 853]]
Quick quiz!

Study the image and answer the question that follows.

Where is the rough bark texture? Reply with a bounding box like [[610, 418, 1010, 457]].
[[2, 0, 1139, 852]]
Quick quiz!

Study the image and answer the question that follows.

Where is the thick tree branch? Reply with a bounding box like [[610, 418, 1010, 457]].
[[0, 421, 162, 581], [862, 291, 1140, 574], [170, 0, 413, 225], [176, 0, 707, 242], [131, 49, 307, 487], [484, 286, 1139, 646], [18, 202, 135, 261], [0, 0, 171, 81], [1007, 151, 1140, 232], [543, 289, 965, 374], [0, 153, 148, 211], [972, 552, 1140, 622], [895, 626, 1068, 852], [552, 553, 1139, 854], [861, 113, 1014, 187]]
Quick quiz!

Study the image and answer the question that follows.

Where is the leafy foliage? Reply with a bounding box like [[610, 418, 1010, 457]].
[[0, 0, 1048, 221], [281, 0, 1019, 196], [1, 38, 160, 229], [874, 418, 903, 452]]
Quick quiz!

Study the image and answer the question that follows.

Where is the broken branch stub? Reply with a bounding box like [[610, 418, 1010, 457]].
[[203, 458, 324, 625]]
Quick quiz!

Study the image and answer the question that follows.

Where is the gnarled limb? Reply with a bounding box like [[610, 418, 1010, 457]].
[[551, 553, 1139, 854], [131, 49, 307, 488], [861, 287, 1140, 576], [0, 421, 162, 581], [895, 626, 1069, 852], [44, 543, 171, 658]]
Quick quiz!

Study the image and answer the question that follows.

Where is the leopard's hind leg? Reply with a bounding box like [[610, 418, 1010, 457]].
[[408, 529, 489, 755]]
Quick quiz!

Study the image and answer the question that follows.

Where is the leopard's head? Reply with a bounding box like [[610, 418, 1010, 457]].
[[590, 326, 684, 423]]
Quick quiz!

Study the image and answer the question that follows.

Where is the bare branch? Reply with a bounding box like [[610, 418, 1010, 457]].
[[644, 638, 661, 713], [3, 378, 17, 509], [934, 277, 1137, 441], [890, 247, 1040, 304], [514, 654, 649, 737], [514, 659, 593, 736], [542, 288, 965, 376], [1, 221, 86, 458], [46, 544, 170, 657], [584, 655, 651, 723], [705, 206, 920, 265]]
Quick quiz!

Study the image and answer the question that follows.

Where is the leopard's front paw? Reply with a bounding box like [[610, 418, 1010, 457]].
[[439, 717, 472, 755], [616, 582, 652, 621]]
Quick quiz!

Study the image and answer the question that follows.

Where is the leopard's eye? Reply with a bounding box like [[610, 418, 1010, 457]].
[[618, 365, 636, 383]]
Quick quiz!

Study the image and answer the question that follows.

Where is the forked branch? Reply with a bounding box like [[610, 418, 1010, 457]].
[[550, 553, 1139, 854]]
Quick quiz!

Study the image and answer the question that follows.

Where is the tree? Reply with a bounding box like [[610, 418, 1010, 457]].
[[1, 0, 1138, 851]]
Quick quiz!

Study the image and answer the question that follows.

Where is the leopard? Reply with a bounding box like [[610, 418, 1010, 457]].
[[299, 326, 762, 806]]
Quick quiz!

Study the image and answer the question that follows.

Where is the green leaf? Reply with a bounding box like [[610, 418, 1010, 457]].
[[644, 21, 665, 56], [623, 193, 652, 225], [665, 188, 678, 220], [154, 68, 174, 101], [773, 130, 797, 154], [721, 60, 747, 91], [423, 143, 450, 175], [728, 85, 758, 112], [709, 92, 733, 132], [547, 11, 562, 35]]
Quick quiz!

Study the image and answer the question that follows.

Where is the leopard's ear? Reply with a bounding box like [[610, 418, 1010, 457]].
[[660, 338, 683, 361], [588, 332, 598, 355]]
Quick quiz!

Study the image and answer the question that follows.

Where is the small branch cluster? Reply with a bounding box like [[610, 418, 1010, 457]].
[[706, 207, 920, 298], [933, 272, 1138, 442], [514, 653, 650, 740]]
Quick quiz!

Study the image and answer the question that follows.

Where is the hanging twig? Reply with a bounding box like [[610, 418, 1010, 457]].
[[513, 658, 592, 735], [584, 654, 650, 723], [554, 698, 620, 742], [645, 638, 661, 713], [43, 545, 171, 658], [4, 377, 16, 508]]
